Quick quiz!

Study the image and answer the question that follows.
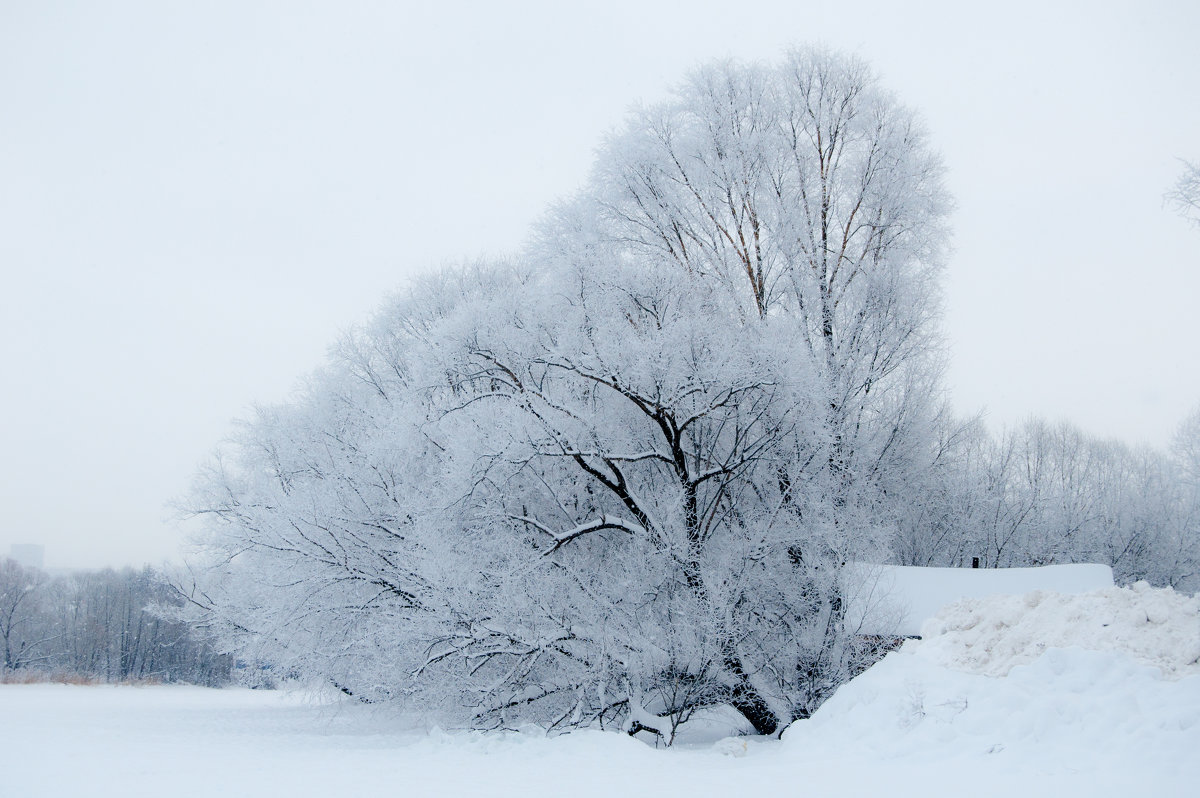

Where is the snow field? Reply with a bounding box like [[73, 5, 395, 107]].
[[2, 582, 1197, 797]]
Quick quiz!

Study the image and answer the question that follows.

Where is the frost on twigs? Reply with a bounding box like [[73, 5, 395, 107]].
[[1167, 159, 1200, 227]]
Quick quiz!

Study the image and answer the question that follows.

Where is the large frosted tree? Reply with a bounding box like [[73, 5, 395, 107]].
[[184, 47, 952, 738]]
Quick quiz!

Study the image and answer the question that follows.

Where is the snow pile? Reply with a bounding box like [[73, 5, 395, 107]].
[[779, 582, 1200, 794], [917, 581, 1200, 678], [844, 562, 1114, 636], [783, 644, 1200, 794]]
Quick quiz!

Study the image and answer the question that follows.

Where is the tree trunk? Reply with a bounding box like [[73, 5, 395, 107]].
[[724, 650, 779, 735]]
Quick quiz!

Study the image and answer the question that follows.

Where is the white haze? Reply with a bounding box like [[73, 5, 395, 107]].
[[1, 0, 1197, 569]]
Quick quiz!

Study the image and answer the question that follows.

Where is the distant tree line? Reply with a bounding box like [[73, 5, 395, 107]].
[[0, 560, 230, 685], [893, 413, 1200, 589]]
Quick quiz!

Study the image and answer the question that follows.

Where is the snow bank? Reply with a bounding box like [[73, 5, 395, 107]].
[[783, 645, 1200, 793], [844, 562, 1114, 636], [779, 581, 1200, 794], [917, 581, 1200, 678]]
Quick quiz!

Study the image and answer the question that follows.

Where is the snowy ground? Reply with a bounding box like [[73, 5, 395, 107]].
[[3, 584, 1197, 797]]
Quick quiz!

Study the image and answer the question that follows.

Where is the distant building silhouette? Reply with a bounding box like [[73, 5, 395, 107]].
[[9, 543, 45, 570]]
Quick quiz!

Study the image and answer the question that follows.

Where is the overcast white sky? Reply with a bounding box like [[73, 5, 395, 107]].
[[2, 0, 1198, 570]]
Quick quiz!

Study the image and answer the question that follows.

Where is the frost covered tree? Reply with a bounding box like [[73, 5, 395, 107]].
[[187, 263, 837, 733], [1173, 404, 1200, 486], [891, 416, 1200, 592], [1167, 160, 1200, 227], [548, 47, 950, 503], [0, 558, 55, 672], [1170, 405, 1200, 590], [184, 47, 952, 738]]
